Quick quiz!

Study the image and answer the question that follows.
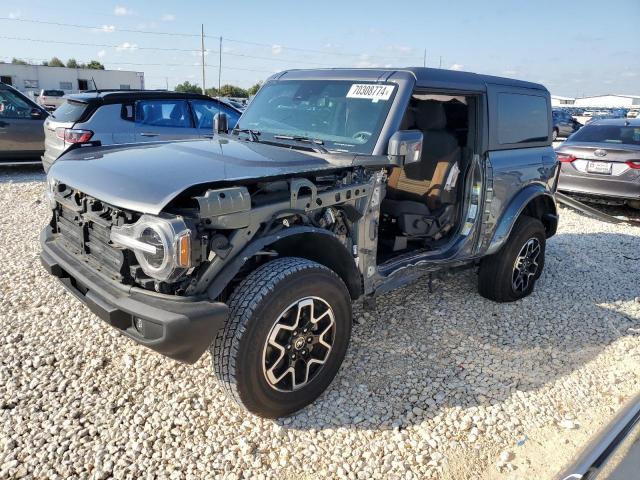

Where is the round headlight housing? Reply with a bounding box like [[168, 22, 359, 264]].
[[110, 214, 191, 283]]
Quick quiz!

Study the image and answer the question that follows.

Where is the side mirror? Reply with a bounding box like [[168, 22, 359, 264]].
[[388, 130, 423, 166], [30, 108, 45, 119], [214, 112, 229, 134]]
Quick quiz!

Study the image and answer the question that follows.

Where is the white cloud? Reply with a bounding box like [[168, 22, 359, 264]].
[[114, 6, 132, 16], [101, 25, 116, 33], [450, 63, 464, 71], [8, 11, 21, 19], [161, 14, 175, 22], [116, 42, 138, 51], [387, 45, 412, 54], [271, 45, 283, 55], [502, 69, 518, 76], [622, 71, 637, 78], [97, 50, 107, 58]]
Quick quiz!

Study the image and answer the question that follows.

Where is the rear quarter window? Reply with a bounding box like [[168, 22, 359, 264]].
[[51, 101, 88, 122], [497, 93, 549, 144]]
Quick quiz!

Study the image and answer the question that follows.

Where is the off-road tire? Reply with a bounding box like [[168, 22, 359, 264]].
[[478, 216, 546, 302], [211, 257, 352, 418]]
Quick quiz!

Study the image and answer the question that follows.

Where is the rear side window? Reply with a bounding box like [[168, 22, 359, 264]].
[[135, 100, 192, 128], [497, 93, 548, 144], [51, 101, 88, 122]]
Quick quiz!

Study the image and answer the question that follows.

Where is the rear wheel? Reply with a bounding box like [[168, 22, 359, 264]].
[[211, 257, 352, 418], [478, 216, 546, 302]]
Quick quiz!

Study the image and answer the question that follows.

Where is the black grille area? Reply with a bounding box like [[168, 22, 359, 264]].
[[53, 191, 134, 283]]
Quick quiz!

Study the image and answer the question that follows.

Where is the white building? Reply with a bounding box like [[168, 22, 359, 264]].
[[551, 95, 575, 106], [573, 94, 640, 108], [0, 63, 144, 95]]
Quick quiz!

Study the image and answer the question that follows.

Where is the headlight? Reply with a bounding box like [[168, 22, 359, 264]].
[[110, 214, 191, 283]]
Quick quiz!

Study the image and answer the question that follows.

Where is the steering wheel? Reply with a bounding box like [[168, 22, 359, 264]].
[[352, 131, 372, 142]]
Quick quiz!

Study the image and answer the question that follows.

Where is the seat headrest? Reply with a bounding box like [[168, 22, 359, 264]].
[[415, 101, 447, 130]]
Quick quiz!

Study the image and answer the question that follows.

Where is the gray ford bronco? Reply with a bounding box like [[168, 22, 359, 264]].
[[41, 68, 559, 418]]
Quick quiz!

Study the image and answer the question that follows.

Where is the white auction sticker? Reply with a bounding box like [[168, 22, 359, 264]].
[[346, 84, 394, 102]]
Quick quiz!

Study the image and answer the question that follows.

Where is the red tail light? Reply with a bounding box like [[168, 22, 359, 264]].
[[557, 153, 576, 163], [55, 128, 94, 144], [626, 160, 640, 169]]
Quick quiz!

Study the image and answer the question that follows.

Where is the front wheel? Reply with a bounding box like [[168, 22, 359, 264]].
[[211, 257, 352, 418], [478, 216, 546, 302]]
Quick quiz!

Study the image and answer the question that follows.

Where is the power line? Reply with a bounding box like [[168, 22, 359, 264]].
[[0, 56, 274, 73], [0, 16, 200, 37], [0, 16, 424, 62]]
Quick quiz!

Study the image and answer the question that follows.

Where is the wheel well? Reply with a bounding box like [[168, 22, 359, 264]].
[[521, 194, 557, 237], [268, 233, 362, 300]]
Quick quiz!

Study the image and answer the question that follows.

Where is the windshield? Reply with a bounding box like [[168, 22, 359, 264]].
[[236, 80, 397, 153], [570, 124, 640, 146]]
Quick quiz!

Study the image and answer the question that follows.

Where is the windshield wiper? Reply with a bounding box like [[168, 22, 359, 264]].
[[232, 127, 261, 142], [273, 134, 329, 153]]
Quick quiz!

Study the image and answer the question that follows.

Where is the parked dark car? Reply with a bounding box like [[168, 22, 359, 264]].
[[41, 67, 559, 417], [42, 90, 243, 172], [0, 82, 49, 165], [556, 118, 640, 208], [552, 109, 581, 140]]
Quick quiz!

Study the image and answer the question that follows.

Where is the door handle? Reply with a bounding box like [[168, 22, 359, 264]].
[[0, 121, 9, 128], [140, 132, 159, 137]]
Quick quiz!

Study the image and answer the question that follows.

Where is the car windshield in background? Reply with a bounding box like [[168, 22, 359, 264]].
[[43, 90, 64, 97], [51, 100, 87, 122], [235, 80, 397, 153], [569, 124, 640, 146]]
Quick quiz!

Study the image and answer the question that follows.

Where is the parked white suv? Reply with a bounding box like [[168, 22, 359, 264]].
[[42, 90, 242, 172], [37, 90, 66, 110]]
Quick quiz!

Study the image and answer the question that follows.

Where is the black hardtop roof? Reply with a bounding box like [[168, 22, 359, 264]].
[[272, 67, 547, 93], [66, 90, 215, 105]]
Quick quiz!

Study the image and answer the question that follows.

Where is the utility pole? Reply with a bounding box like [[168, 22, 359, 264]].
[[218, 36, 223, 96], [439, 56, 442, 69], [200, 24, 206, 95], [165, 77, 169, 90], [423, 49, 426, 67]]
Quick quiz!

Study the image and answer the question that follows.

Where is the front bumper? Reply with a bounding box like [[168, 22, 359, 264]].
[[40, 227, 228, 364]]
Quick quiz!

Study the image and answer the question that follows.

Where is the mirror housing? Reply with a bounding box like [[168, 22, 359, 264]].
[[214, 112, 229, 134], [30, 108, 46, 119], [387, 130, 423, 166]]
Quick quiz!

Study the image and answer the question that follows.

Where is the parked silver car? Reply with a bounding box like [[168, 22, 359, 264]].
[[37, 89, 66, 110], [0, 82, 49, 165], [42, 90, 242, 172], [556, 118, 640, 208]]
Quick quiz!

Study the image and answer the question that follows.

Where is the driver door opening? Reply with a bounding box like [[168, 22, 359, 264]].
[[378, 92, 480, 262]]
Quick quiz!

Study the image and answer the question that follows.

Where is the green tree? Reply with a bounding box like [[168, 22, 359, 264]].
[[11, 58, 28, 65], [218, 84, 248, 98], [86, 60, 105, 70], [67, 58, 79, 68], [48, 57, 65, 67], [246, 82, 262, 96], [174, 81, 202, 94], [204, 87, 219, 97]]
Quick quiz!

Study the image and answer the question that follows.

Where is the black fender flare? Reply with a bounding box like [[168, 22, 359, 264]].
[[206, 226, 362, 300], [487, 185, 557, 255]]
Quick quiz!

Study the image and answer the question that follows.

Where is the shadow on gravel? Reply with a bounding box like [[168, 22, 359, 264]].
[[283, 231, 640, 431], [0, 165, 45, 184]]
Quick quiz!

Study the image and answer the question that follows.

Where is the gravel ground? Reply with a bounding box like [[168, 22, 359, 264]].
[[1, 167, 639, 480]]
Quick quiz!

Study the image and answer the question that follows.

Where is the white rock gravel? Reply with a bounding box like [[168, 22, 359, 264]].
[[1, 167, 639, 479]]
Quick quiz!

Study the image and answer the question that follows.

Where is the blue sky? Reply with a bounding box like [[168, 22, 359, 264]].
[[1, 0, 638, 96]]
